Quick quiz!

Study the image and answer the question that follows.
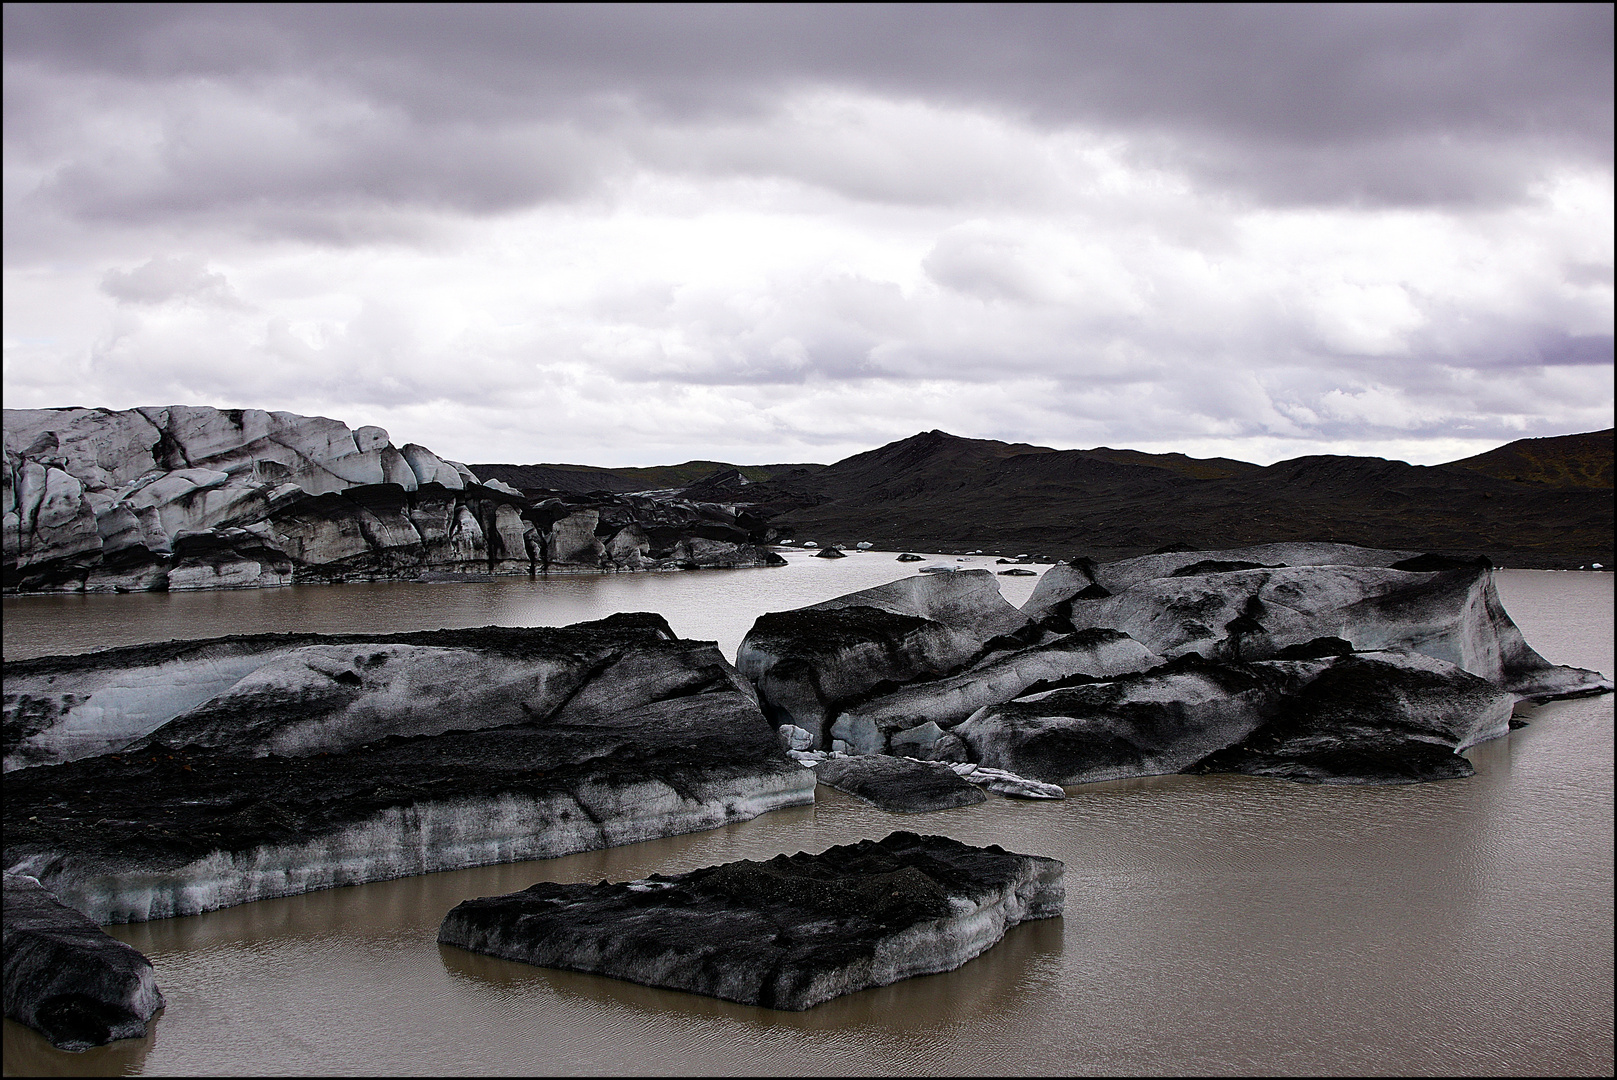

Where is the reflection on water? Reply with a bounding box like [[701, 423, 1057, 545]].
[[2, 571, 1610, 1076], [2, 1022, 155, 1078]]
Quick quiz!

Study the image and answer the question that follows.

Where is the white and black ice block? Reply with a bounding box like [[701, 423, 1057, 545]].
[[2, 873, 163, 1051], [438, 832, 1063, 1010], [5, 618, 815, 922], [813, 755, 988, 812]]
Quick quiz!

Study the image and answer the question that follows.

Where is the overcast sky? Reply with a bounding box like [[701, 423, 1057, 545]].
[[4, 4, 1611, 467]]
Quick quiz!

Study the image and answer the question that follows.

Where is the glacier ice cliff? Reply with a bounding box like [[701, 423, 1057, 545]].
[[3, 405, 782, 593]]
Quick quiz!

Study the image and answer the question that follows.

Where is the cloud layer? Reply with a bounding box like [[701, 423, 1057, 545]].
[[4, 4, 1611, 466]]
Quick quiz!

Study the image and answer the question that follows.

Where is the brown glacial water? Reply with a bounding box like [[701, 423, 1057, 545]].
[[3, 562, 1612, 1076], [0, 549, 1037, 663]]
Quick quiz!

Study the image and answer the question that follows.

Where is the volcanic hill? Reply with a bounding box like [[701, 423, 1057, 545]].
[[474, 428, 1613, 568]]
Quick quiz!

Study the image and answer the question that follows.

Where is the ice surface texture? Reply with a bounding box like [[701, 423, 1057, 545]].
[[4, 616, 814, 922], [2, 405, 783, 593], [737, 545, 1611, 784], [3, 873, 164, 1049], [439, 831, 1063, 1010]]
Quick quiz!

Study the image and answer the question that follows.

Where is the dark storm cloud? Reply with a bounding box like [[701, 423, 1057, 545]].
[[9, 5, 1609, 139], [6, 3, 1610, 227]]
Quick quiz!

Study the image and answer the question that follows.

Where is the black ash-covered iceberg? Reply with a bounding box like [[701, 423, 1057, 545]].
[[3, 615, 815, 923], [1021, 542, 1608, 700], [3, 873, 164, 1050], [955, 648, 1517, 785], [813, 755, 988, 812], [438, 831, 1063, 1010], [735, 569, 1054, 753], [737, 544, 1611, 788]]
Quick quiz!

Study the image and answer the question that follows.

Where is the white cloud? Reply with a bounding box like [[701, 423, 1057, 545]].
[[4, 10, 1611, 469]]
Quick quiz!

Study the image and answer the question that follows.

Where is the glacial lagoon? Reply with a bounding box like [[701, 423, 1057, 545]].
[[3, 553, 1611, 1075]]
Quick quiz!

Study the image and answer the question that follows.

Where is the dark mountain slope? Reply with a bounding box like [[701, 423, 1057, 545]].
[[471, 460, 820, 495], [748, 430, 1614, 566], [477, 430, 1613, 568], [1445, 428, 1612, 489], [469, 462, 645, 494], [1079, 446, 1262, 480]]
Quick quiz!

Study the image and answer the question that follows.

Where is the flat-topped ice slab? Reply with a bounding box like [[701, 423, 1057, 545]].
[[438, 831, 1063, 1010], [4, 617, 815, 923]]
